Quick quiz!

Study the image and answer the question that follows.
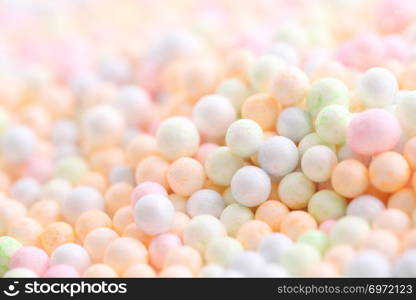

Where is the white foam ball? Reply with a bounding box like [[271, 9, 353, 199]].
[[62, 186, 104, 223], [258, 233, 293, 264], [156, 117, 200, 160], [344, 251, 390, 277], [1, 126, 37, 163], [187, 189, 224, 218], [392, 250, 416, 277], [229, 251, 266, 277], [231, 166, 271, 207], [192, 94, 236, 138], [11, 177, 41, 206], [134, 194, 175, 235], [115, 85, 152, 126], [357, 67, 398, 108], [226, 119, 263, 158], [50, 243, 91, 273], [183, 215, 226, 253], [277, 107, 312, 143], [347, 195, 385, 222], [258, 136, 299, 177]]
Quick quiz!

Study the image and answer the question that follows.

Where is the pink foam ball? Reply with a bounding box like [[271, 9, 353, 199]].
[[9, 246, 49, 276], [131, 181, 168, 207], [149, 233, 182, 270], [319, 220, 336, 234], [336, 34, 384, 70], [43, 264, 80, 278], [23, 157, 53, 182], [376, 0, 416, 34], [347, 109, 401, 156], [383, 35, 409, 61], [195, 143, 219, 164]]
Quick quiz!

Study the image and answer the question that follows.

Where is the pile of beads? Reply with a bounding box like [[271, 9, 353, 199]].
[[1, 0, 416, 278]]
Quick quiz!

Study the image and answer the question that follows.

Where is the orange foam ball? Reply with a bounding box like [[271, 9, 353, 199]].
[[280, 211, 317, 240], [75, 210, 112, 242], [236, 220, 272, 250], [331, 159, 368, 198], [369, 152, 410, 193], [254, 200, 289, 231], [241, 93, 281, 131], [167, 157, 205, 196], [40, 221, 75, 254], [135, 156, 169, 189], [104, 183, 133, 216]]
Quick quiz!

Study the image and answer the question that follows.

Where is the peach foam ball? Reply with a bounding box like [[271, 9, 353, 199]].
[[103, 237, 148, 274]]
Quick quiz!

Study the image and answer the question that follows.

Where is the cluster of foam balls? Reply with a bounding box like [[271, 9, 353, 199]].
[[2, 0, 416, 278]]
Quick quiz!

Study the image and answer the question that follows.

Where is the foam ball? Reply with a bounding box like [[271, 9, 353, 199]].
[[254, 200, 289, 231], [54, 156, 88, 184], [298, 133, 335, 157], [231, 166, 271, 207], [281, 243, 320, 276], [271, 66, 309, 107], [11, 177, 41, 206], [369, 152, 410, 193], [134, 194, 175, 235], [192, 94, 236, 138], [1, 126, 37, 163], [278, 172, 316, 209], [198, 264, 224, 277], [226, 119, 264, 158], [62, 186, 104, 223], [205, 147, 244, 186], [0, 237, 21, 276], [4, 268, 38, 278], [131, 181, 167, 207], [258, 136, 299, 177], [393, 250, 416, 277], [43, 264, 80, 278], [281, 211, 318, 240], [330, 216, 370, 246], [306, 78, 349, 117], [123, 264, 156, 278], [346, 195, 385, 222], [149, 233, 182, 270], [183, 215, 226, 253], [115, 85, 152, 126], [297, 230, 330, 254], [301, 145, 337, 183], [156, 117, 200, 161], [167, 157, 205, 196], [164, 245, 202, 273], [236, 220, 272, 250], [396, 91, 416, 136], [217, 78, 251, 112], [81, 105, 124, 148], [344, 251, 390, 277], [347, 109, 401, 156], [258, 233, 293, 264], [241, 93, 281, 130], [357, 67, 398, 108], [75, 210, 112, 242], [40, 222, 74, 254], [316, 104, 351, 145], [50, 243, 90, 273], [187, 189, 224, 218], [205, 237, 243, 267], [308, 190, 347, 223], [82, 264, 118, 278], [83, 228, 119, 263], [220, 203, 254, 236], [331, 159, 369, 198], [277, 107, 312, 143], [229, 251, 266, 277], [248, 55, 285, 92]]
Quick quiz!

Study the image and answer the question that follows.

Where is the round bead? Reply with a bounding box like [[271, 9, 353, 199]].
[[226, 119, 264, 158], [231, 166, 271, 207]]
